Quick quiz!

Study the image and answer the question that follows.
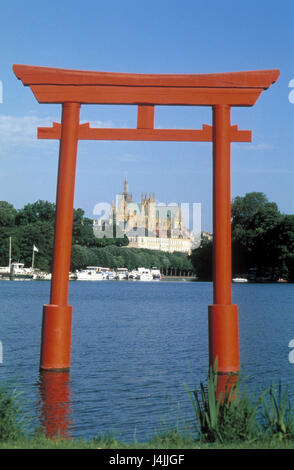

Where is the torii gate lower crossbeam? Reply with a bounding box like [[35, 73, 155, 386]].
[[13, 65, 279, 388]]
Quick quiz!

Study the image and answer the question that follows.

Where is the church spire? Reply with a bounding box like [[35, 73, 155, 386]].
[[123, 176, 128, 195], [122, 176, 132, 203]]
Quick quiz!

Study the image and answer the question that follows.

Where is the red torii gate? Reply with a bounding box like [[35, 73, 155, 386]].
[[13, 65, 279, 384]]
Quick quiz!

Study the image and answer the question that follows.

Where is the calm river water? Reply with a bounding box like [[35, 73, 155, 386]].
[[0, 280, 293, 442]]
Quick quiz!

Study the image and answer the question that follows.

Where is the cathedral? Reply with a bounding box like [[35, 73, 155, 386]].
[[93, 178, 196, 254]]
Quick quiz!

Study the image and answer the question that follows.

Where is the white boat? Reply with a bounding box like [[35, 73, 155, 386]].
[[116, 268, 128, 280], [0, 263, 35, 280], [128, 270, 138, 280], [10, 262, 34, 279], [36, 272, 52, 280], [137, 267, 153, 281], [76, 266, 104, 281], [0, 266, 10, 278], [151, 267, 161, 280], [93, 267, 115, 280], [107, 271, 116, 280], [0, 239, 39, 280], [36, 272, 78, 281], [232, 277, 248, 283]]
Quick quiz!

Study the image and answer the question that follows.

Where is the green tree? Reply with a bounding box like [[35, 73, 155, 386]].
[[16, 221, 54, 271], [71, 245, 93, 271], [232, 193, 280, 246], [0, 201, 17, 227], [263, 214, 294, 280], [15, 200, 56, 225], [191, 192, 293, 282], [189, 237, 212, 281], [231, 192, 282, 278]]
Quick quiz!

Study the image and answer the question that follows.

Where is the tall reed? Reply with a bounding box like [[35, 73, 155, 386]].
[[261, 383, 294, 440], [185, 366, 265, 443]]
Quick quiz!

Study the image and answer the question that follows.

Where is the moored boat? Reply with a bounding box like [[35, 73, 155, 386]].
[[0, 266, 10, 278], [116, 268, 128, 280], [127, 270, 138, 280], [35, 271, 52, 280], [0, 239, 39, 280], [151, 267, 161, 280], [10, 262, 34, 280], [75, 266, 104, 281], [107, 271, 116, 280], [137, 267, 153, 281], [232, 277, 248, 283]]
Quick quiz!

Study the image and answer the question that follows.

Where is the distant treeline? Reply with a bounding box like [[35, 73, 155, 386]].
[[190, 192, 294, 282], [2, 193, 290, 280], [0, 200, 194, 274], [71, 244, 193, 274]]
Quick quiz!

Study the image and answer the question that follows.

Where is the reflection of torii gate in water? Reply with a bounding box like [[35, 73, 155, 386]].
[[13, 65, 279, 390]]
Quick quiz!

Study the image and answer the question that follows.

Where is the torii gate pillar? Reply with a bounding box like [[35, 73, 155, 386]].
[[209, 104, 239, 392], [13, 65, 279, 382], [40, 103, 81, 371]]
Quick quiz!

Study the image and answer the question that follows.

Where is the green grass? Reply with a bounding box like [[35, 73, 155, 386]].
[[2, 430, 294, 449]]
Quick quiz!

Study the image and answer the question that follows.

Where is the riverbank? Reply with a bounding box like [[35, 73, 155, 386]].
[[161, 275, 197, 281], [1, 431, 294, 449]]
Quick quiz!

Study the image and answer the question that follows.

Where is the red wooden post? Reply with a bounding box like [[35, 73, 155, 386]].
[[209, 105, 239, 394], [40, 102, 80, 371]]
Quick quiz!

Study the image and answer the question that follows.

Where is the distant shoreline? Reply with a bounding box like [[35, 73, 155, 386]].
[[161, 275, 197, 281]]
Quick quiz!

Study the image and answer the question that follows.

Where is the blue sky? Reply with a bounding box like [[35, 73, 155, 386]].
[[0, 0, 293, 231]]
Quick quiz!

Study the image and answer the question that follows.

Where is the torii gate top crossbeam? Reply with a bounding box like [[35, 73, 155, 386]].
[[13, 65, 279, 106]]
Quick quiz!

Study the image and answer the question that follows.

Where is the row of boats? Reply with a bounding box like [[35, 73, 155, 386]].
[[72, 266, 161, 281], [1, 264, 288, 283], [0, 263, 162, 282], [232, 276, 288, 283]]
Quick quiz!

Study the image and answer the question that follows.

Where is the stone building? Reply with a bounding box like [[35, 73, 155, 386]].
[[93, 178, 196, 254]]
